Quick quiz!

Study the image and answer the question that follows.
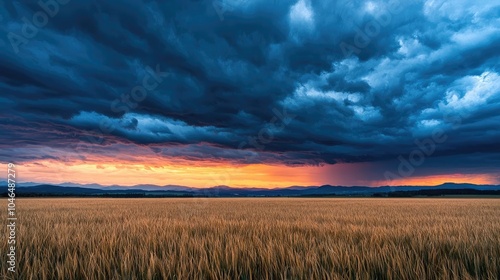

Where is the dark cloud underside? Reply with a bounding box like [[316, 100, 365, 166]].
[[0, 0, 499, 174]]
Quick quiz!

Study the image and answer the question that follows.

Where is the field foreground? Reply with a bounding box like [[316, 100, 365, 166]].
[[2, 198, 500, 279]]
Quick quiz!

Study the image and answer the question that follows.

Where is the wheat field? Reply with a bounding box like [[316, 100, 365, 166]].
[[1, 198, 499, 279]]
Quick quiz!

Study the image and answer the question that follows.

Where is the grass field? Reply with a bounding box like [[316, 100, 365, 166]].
[[2, 198, 500, 279]]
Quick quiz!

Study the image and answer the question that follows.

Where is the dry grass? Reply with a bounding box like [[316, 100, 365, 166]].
[[1, 198, 500, 279]]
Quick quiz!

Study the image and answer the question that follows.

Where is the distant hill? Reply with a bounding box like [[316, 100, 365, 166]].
[[2, 182, 500, 197]]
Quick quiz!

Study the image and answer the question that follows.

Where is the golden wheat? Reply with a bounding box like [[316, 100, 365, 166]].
[[1, 198, 499, 279]]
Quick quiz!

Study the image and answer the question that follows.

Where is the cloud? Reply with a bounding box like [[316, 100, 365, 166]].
[[0, 0, 498, 179]]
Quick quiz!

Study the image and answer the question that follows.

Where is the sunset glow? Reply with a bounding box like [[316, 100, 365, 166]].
[[1, 0, 499, 189], [16, 159, 499, 188]]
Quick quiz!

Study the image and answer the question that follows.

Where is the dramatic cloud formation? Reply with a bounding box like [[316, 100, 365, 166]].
[[1, 0, 499, 186]]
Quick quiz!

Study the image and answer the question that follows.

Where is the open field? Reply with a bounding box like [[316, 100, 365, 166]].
[[2, 198, 500, 279]]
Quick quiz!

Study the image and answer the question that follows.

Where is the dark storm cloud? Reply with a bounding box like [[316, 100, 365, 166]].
[[1, 0, 499, 173]]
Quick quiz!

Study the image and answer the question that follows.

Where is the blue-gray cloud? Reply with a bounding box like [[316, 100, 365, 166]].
[[0, 0, 499, 177]]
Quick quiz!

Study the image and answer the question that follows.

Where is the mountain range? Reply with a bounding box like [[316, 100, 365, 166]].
[[2, 182, 500, 197]]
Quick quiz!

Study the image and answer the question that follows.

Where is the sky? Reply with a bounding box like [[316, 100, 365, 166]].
[[0, 0, 499, 188]]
